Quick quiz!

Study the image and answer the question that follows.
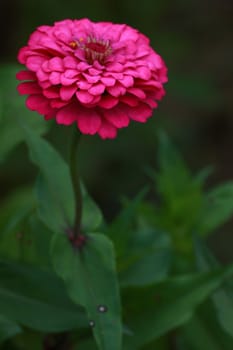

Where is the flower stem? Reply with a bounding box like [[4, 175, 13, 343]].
[[69, 128, 82, 237]]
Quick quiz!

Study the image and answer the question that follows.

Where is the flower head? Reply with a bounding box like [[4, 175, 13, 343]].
[[17, 19, 167, 139]]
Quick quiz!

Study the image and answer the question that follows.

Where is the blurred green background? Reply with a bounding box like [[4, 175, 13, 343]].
[[0, 0, 232, 260]]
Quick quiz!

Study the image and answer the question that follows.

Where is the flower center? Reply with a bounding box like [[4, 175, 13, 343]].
[[85, 41, 107, 54], [70, 36, 112, 64]]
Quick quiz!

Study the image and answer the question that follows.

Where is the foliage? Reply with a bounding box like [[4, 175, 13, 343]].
[[0, 66, 233, 349]]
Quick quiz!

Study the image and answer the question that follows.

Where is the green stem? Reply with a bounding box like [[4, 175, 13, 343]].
[[69, 128, 82, 237]]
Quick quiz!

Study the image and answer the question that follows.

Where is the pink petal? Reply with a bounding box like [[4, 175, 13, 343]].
[[37, 69, 49, 82], [43, 87, 60, 99], [77, 109, 101, 135], [136, 47, 150, 58], [26, 56, 45, 71], [48, 57, 64, 71], [49, 72, 61, 85], [88, 68, 100, 76], [138, 80, 162, 88], [37, 38, 63, 56], [77, 62, 90, 71], [93, 60, 104, 70], [121, 68, 138, 78], [100, 77, 116, 87], [98, 120, 117, 139], [82, 73, 99, 84], [16, 70, 36, 81], [63, 69, 79, 79], [64, 56, 78, 69], [44, 113, 55, 120], [136, 66, 151, 80], [56, 104, 78, 125], [50, 99, 68, 108], [26, 94, 53, 115], [17, 47, 28, 64], [77, 80, 92, 90], [60, 85, 77, 101], [107, 84, 126, 97], [88, 83, 105, 96], [128, 87, 146, 99], [41, 61, 51, 72], [60, 74, 77, 86], [54, 27, 71, 42], [158, 66, 168, 83], [119, 75, 134, 88], [127, 104, 152, 122], [76, 90, 95, 104], [89, 95, 101, 105], [38, 81, 51, 89], [104, 107, 129, 128], [106, 62, 123, 72], [144, 98, 158, 108], [154, 88, 166, 100], [17, 82, 41, 95], [98, 95, 119, 109], [120, 94, 139, 107], [105, 72, 124, 80], [74, 50, 86, 61]]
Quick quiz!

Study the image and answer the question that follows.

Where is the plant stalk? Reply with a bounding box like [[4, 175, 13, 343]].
[[69, 129, 82, 238]]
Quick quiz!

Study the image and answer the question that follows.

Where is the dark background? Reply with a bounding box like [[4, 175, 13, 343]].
[[0, 0, 232, 260]]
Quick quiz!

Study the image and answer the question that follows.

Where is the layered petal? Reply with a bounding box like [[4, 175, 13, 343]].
[[77, 109, 102, 135], [16, 18, 167, 139]]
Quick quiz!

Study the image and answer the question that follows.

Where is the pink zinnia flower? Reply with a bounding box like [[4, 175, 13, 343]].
[[17, 19, 167, 139]]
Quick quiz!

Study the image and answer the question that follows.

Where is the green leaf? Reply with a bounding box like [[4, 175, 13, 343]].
[[119, 228, 171, 287], [180, 299, 233, 350], [82, 185, 103, 232], [198, 182, 233, 236], [35, 173, 70, 234], [23, 128, 102, 234], [0, 188, 53, 267], [181, 314, 228, 350], [156, 131, 203, 220], [0, 315, 21, 344], [0, 187, 35, 262], [107, 191, 171, 287], [0, 193, 54, 267], [154, 132, 204, 252], [0, 261, 87, 332], [23, 127, 75, 233], [0, 217, 38, 266], [0, 187, 34, 234], [0, 64, 48, 162], [123, 268, 233, 349], [213, 287, 233, 339], [28, 214, 54, 268], [51, 233, 122, 350], [194, 238, 219, 271], [36, 175, 103, 234], [107, 189, 148, 257], [105, 190, 171, 287], [195, 239, 233, 338]]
